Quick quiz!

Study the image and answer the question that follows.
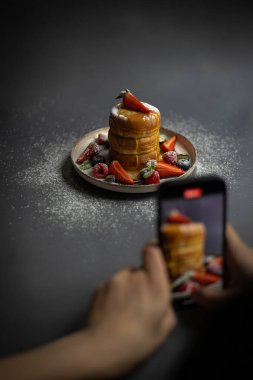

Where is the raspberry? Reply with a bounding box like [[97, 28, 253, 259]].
[[145, 171, 160, 184], [92, 163, 109, 178], [97, 133, 108, 145], [163, 151, 177, 165]]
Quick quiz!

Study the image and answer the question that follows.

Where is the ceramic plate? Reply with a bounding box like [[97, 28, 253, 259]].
[[71, 127, 197, 193]]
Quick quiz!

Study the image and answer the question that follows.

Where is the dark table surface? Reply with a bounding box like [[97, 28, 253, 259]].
[[1, 1, 253, 378]]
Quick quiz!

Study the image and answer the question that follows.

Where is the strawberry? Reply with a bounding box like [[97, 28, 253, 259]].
[[76, 142, 100, 164], [156, 161, 184, 178], [161, 135, 177, 152], [191, 271, 221, 286], [109, 160, 134, 185], [116, 89, 151, 113], [145, 171, 160, 185], [177, 281, 200, 293], [167, 211, 192, 224]]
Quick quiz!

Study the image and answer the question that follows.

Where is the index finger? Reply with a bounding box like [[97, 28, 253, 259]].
[[142, 243, 170, 291]]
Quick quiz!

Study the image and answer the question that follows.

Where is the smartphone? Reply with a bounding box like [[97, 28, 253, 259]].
[[158, 176, 227, 308]]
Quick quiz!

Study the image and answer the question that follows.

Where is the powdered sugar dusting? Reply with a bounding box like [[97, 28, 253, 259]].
[[9, 115, 239, 234], [143, 102, 160, 114], [11, 135, 156, 235], [163, 115, 240, 186]]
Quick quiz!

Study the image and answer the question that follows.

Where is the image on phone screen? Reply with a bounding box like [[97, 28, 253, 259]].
[[159, 182, 225, 306]]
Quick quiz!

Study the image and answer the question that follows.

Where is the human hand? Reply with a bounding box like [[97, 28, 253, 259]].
[[86, 242, 177, 378], [0, 243, 176, 380], [192, 224, 253, 308]]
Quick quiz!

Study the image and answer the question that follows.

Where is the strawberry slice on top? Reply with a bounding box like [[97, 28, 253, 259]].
[[116, 89, 151, 113]]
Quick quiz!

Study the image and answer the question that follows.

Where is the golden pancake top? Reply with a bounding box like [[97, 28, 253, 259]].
[[109, 103, 161, 138]]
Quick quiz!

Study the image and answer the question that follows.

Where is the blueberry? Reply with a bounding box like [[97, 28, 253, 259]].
[[140, 167, 154, 179], [91, 155, 106, 166], [177, 159, 191, 171]]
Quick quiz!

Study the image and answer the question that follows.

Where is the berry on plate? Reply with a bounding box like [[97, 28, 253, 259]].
[[92, 163, 109, 178], [91, 155, 106, 166], [140, 167, 154, 179], [160, 135, 177, 152], [76, 142, 100, 164], [156, 161, 184, 178], [109, 160, 134, 185], [145, 171, 160, 184], [97, 133, 108, 145], [163, 151, 177, 165], [177, 159, 191, 171]]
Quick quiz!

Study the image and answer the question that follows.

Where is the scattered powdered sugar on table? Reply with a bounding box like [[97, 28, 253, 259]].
[[11, 115, 239, 234], [12, 134, 156, 235], [163, 116, 240, 184]]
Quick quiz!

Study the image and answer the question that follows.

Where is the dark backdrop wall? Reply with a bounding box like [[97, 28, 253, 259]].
[[1, 1, 253, 378]]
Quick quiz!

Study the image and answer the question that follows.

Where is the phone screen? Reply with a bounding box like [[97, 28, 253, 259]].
[[159, 177, 226, 307]]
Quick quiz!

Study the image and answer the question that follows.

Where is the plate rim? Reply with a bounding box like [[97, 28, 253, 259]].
[[71, 126, 197, 193]]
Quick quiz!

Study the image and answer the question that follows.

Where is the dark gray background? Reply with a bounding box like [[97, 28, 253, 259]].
[[1, 1, 253, 378]]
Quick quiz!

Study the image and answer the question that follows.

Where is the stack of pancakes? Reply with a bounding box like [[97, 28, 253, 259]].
[[108, 103, 161, 172], [160, 222, 206, 280]]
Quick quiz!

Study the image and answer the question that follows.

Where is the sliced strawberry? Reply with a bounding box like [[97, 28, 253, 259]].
[[76, 142, 99, 164], [161, 135, 177, 152], [109, 160, 134, 185], [145, 171, 160, 185], [177, 281, 200, 293], [191, 271, 221, 286], [167, 212, 192, 224], [156, 161, 184, 178], [116, 89, 150, 113]]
